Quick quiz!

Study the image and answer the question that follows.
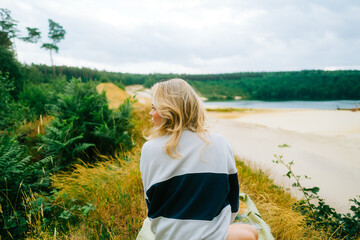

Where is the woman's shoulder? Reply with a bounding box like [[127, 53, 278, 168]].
[[208, 131, 228, 143], [181, 130, 229, 145], [141, 135, 168, 151]]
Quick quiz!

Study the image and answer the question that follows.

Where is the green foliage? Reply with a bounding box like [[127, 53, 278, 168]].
[[26, 65, 360, 101], [113, 80, 125, 90], [23, 64, 46, 84], [0, 71, 24, 131], [143, 76, 157, 88], [277, 144, 291, 148], [46, 19, 66, 47], [24, 190, 97, 238], [41, 43, 58, 52], [39, 79, 135, 170], [20, 27, 41, 43], [0, 31, 11, 49], [39, 118, 95, 171], [186, 70, 360, 100], [0, 46, 24, 96], [273, 155, 360, 239], [0, 8, 18, 48], [19, 82, 61, 120], [40, 19, 66, 80], [0, 133, 52, 239], [28, 64, 149, 85]]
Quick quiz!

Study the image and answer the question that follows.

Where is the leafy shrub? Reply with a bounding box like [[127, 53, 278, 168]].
[[0, 46, 24, 97], [273, 155, 360, 239], [113, 80, 125, 90], [19, 83, 59, 121], [19, 76, 68, 122], [0, 133, 52, 239], [39, 78, 135, 170], [19, 83, 51, 120], [39, 118, 95, 171], [23, 64, 46, 84], [41, 154, 146, 239], [143, 76, 157, 88], [0, 71, 24, 131], [23, 189, 95, 239]]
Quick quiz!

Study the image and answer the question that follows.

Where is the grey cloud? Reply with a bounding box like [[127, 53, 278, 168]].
[[3, 0, 360, 73]]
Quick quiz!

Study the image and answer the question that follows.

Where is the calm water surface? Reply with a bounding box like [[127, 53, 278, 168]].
[[203, 100, 360, 110]]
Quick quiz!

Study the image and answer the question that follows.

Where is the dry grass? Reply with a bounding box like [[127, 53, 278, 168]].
[[25, 153, 332, 240], [51, 151, 147, 240], [16, 115, 53, 138], [131, 103, 152, 146], [206, 107, 252, 112], [25, 151, 147, 240], [96, 83, 130, 109], [236, 158, 330, 239]]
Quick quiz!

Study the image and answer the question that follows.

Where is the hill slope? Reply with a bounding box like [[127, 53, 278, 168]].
[[96, 83, 130, 109]]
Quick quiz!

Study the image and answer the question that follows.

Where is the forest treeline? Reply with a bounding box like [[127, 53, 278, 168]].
[[24, 64, 360, 100]]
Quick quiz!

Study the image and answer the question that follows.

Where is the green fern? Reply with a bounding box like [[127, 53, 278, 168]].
[[0, 133, 52, 238], [40, 79, 135, 170], [39, 118, 94, 170], [0, 71, 24, 131]]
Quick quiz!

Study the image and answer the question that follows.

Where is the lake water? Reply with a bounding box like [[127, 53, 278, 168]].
[[203, 100, 360, 110]]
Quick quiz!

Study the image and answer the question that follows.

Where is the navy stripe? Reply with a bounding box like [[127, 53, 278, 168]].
[[228, 173, 239, 213], [146, 172, 239, 220]]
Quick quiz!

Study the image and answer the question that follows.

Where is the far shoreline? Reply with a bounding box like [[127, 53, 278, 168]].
[[203, 99, 360, 111]]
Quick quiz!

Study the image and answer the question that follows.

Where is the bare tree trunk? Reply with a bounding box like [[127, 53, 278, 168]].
[[50, 49, 55, 81]]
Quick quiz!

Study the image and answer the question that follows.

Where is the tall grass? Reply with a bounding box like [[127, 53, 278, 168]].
[[25, 150, 147, 240], [236, 159, 329, 239], [24, 105, 151, 240], [53, 152, 147, 239]]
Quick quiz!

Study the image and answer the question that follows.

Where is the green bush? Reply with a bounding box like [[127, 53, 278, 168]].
[[19, 83, 51, 119], [273, 155, 360, 239], [39, 118, 96, 171], [39, 78, 135, 170], [19, 82, 61, 121], [23, 64, 46, 84], [0, 71, 24, 131], [113, 80, 125, 90], [0, 46, 24, 98], [0, 133, 52, 239]]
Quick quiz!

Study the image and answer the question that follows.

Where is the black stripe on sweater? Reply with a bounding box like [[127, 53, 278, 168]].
[[146, 172, 239, 220]]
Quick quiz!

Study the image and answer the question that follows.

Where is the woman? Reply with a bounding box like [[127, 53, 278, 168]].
[[140, 79, 258, 240]]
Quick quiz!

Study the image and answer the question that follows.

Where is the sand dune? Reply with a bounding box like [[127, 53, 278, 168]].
[[96, 83, 130, 109]]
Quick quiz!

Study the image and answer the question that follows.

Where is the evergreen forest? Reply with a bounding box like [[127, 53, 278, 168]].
[[20, 64, 360, 101]]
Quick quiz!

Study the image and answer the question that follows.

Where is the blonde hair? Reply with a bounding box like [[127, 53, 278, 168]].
[[148, 78, 208, 159]]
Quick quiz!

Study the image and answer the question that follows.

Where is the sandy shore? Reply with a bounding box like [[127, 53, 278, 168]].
[[122, 84, 360, 213], [207, 109, 360, 213]]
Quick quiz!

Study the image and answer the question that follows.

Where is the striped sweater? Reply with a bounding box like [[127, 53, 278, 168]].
[[140, 130, 239, 240]]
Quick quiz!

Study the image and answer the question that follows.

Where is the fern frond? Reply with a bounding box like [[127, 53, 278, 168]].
[[73, 143, 96, 154]]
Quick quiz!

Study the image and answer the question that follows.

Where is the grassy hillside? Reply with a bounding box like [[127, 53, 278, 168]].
[[21, 88, 333, 239], [96, 83, 130, 109]]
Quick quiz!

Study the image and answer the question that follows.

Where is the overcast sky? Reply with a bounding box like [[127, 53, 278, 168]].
[[2, 0, 360, 74]]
